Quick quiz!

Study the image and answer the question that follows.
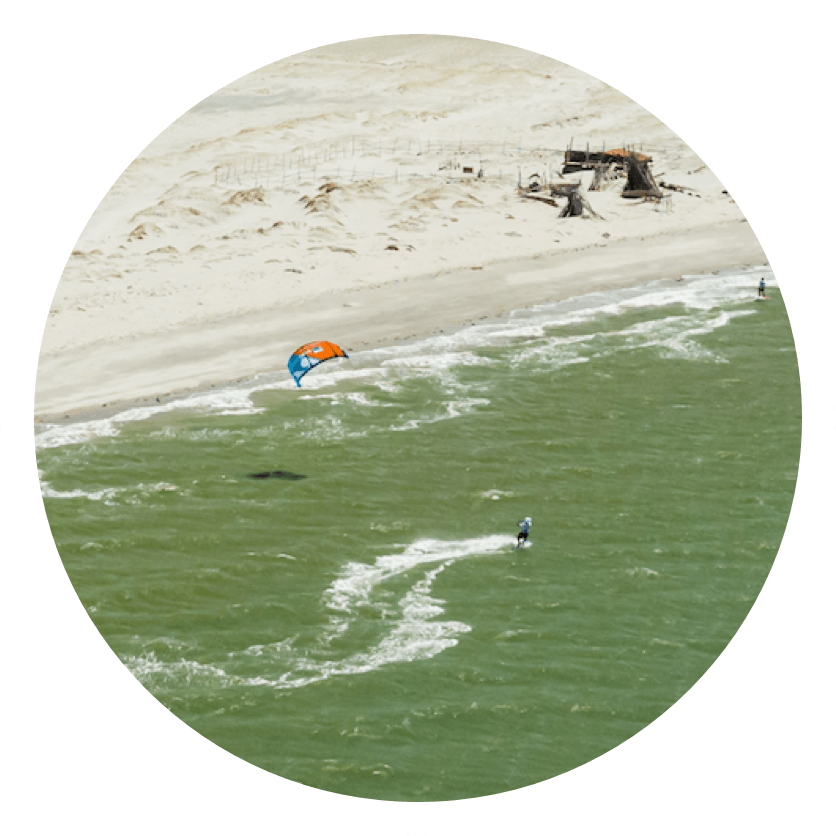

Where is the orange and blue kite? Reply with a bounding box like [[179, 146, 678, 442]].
[[288, 340, 348, 386]]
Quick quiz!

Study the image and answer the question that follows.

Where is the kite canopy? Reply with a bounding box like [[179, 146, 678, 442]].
[[288, 340, 348, 386]]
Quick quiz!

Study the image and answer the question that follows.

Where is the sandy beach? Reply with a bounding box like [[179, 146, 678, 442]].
[[35, 34, 767, 422]]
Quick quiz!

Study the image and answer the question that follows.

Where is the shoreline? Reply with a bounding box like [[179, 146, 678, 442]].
[[35, 220, 767, 425]]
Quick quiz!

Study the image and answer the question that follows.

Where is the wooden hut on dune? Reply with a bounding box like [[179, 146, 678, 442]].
[[564, 142, 662, 200], [562, 144, 652, 174]]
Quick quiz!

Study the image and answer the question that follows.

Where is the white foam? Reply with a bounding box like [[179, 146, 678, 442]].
[[480, 489, 514, 500], [40, 483, 123, 502], [35, 419, 121, 449], [298, 391, 381, 406], [524, 266, 774, 333], [509, 296, 757, 370], [610, 308, 753, 362], [35, 390, 264, 450], [249, 534, 511, 689], [36, 266, 773, 449], [627, 567, 660, 577], [40, 478, 178, 502], [324, 535, 507, 613], [382, 349, 495, 372], [125, 651, 235, 688], [389, 397, 489, 432], [135, 534, 512, 693]]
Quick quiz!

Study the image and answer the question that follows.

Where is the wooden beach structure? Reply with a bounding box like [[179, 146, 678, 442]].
[[562, 142, 653, 174], [562, 141, 663, 201], [621, 152, 662, 200]]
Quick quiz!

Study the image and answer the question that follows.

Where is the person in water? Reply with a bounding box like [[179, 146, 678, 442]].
[[517, 517, 532, 546], [758, 277, 767, 297]]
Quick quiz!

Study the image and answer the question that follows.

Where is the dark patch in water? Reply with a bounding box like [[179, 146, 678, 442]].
[[247, 470, 307, 481]]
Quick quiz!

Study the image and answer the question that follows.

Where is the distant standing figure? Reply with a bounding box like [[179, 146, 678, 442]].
[[758, 277, 767, 297], [517, 516, 532, 547]]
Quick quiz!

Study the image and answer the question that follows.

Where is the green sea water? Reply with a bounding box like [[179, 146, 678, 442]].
[[37, 267, 799, 801]]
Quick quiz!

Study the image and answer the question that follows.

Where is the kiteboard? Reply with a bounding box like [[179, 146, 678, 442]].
[[513, 540, 533, 551], [756, 295, 769, 301]]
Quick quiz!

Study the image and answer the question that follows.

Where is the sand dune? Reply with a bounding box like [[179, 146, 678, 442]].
[[36, 35, 766, 419]]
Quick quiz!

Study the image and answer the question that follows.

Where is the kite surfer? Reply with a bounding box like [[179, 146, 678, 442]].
[[516, 516, 532, 548], [758, 277, 767, 298]]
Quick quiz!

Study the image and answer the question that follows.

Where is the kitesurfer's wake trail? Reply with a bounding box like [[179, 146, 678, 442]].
[[243, 534, 511, 689], [127, 535, 512, 691]]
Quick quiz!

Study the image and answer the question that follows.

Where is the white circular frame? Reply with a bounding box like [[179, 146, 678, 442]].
[[2, 0, 836, 836]]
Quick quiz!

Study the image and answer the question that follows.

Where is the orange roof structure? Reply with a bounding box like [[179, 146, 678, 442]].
[[604, 148, 652, 162]]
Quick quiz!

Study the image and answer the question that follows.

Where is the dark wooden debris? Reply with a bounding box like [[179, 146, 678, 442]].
[[550, 182, 582, 197], [560, 189, 585, 217], [521, 192, 560, 207], [589, 160, 619, 191], [622, 153, 662, 199], [659, 180, 701, 197]]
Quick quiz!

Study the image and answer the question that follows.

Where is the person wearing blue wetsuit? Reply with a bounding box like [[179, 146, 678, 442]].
[[758, 277, 767, 297], [517, 516, 532, 547]]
